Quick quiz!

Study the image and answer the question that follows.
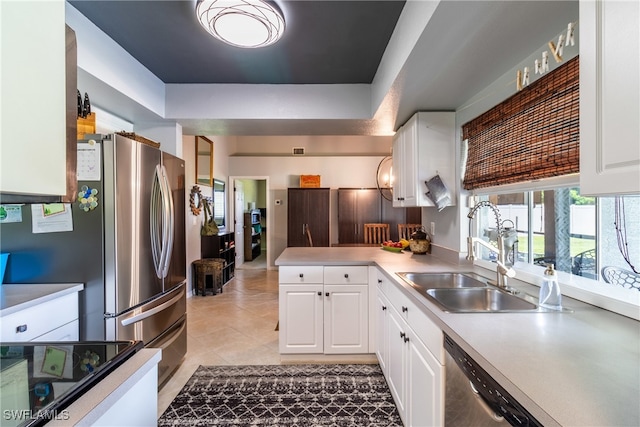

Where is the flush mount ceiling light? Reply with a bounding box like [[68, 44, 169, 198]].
[[196, 0, 285, 48]]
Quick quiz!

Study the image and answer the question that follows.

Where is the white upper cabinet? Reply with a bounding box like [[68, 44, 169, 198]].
[[392, 117, 418, 207], [580, 0, 640, 195], [392, 112, 456, 207], [1, 1, 68, 197]]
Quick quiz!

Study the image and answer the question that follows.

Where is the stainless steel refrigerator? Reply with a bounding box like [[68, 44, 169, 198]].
[[0, 133, 187, 386]]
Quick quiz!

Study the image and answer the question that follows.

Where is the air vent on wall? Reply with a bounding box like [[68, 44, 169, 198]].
[[292, 147, 305, 155]]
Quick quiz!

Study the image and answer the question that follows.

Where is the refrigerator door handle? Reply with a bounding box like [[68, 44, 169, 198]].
[[151, 165, 164, 279], [120, 290, 183, 327], [150, 164, 175, 279], [159, 164, 174, 278]]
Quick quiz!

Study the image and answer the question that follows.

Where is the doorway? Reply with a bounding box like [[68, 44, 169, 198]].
[[231, 176, 269, 269]]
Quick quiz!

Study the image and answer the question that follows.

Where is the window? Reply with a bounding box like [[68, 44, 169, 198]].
[[475, 188, 597, 274], [599, 196, 640, 283], [472, 189, 639, 306]]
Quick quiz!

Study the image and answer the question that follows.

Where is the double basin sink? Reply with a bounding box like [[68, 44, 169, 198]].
[[397, 272, 547, 313]]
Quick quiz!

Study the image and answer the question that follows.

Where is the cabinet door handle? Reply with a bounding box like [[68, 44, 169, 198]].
[[378, 279, 382, 284], [344, 273, 349, 279], [16, 324, 27, 333], [317, 291, 322, 296], [400, 332, 406, 339], [299, 273, 304, 278], [402, 306, 408, 313], [325, 292, 330, 297], [404, 336, 410, 343], [382, 306, 387, 311]]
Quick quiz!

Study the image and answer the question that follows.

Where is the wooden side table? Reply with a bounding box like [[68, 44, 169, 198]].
[[192, 259, 225, 296]]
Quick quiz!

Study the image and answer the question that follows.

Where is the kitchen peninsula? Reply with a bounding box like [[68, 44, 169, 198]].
[[276, 247, 640, 427]]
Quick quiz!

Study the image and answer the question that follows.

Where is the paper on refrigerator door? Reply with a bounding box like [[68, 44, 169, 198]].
[[31, 204, 73, 233], [77, 142, 101, 181]]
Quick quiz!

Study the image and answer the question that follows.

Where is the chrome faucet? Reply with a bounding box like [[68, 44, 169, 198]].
[[467, 201, 517, 290]]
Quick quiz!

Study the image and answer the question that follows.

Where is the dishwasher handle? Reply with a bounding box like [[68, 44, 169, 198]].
[[468, 381, 506, 422]]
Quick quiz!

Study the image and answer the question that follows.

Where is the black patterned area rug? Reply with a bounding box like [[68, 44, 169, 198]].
[[158, 364, 402, 426]]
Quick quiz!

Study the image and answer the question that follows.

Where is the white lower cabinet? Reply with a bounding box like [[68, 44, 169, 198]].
[[279, 283, 325, 353], [406, 320, 443, 427], [323, 284, 369, 353], [375, 292, 390, 373], [1, 292, 79, 342], [279, 266, 369, 354], [376, 269, 444, 426], [386, 305, 407, 417]]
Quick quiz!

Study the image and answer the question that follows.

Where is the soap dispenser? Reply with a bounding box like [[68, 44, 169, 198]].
[[539, 264, 562, 310]]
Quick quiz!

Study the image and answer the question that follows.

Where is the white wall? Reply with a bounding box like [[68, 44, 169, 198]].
[[231, 135, 392, 156], [184, 134, 234, 293], [183, 135, 200, 295], [229, 156, 385, 189], [229, 155, 389, 264], [422, 18, 580, 260]]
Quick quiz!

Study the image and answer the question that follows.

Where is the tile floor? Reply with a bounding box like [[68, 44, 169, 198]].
[[157, 267, 281, 417]]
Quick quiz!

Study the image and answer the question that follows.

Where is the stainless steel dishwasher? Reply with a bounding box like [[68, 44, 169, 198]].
[[444, 334, 542, 426]]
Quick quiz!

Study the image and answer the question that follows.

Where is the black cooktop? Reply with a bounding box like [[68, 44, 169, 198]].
[[0, 341, 142, 427]]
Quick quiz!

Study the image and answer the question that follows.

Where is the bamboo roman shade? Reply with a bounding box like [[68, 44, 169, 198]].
[[462, 56, 579, 190]]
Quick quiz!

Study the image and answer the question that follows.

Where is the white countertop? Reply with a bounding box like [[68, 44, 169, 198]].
[[0, 283, 84, 317], [276, 247, 640, 427], [47, 348, 162, 426]]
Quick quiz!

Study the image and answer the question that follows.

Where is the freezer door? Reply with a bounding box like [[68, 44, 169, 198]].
[[107, 281, 186, 342], [149, 313, 187, 387]]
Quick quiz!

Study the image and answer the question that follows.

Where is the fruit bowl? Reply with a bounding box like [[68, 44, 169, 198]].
[[381, 245, 403, 253]]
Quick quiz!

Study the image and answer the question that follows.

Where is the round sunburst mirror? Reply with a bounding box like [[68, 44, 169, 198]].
[[190, 185, 203, 215]]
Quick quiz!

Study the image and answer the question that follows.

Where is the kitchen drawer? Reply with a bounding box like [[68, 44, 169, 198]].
[[377, 269, 393, 295], [402, 299, 443, 364], [279, 266, 324, 284], [1, 292, 79, 342], [32, 319, 79, 342], [383, 274, 412, 316], [324, 266, 368, 284]]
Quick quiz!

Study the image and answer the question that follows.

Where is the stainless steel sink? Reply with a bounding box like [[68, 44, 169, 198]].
[[396, 272, 550, 313], [397, 272, 489, 290], [426, 288, 538, 313]]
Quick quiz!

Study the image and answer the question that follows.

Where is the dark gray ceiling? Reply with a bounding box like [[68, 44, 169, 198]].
[[68, 0, 579, 136], [68, 0, 405, 84]]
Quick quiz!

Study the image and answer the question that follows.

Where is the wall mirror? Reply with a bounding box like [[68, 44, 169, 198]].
[[195, 136, 213, 187], [213, 179, 226, 228]]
